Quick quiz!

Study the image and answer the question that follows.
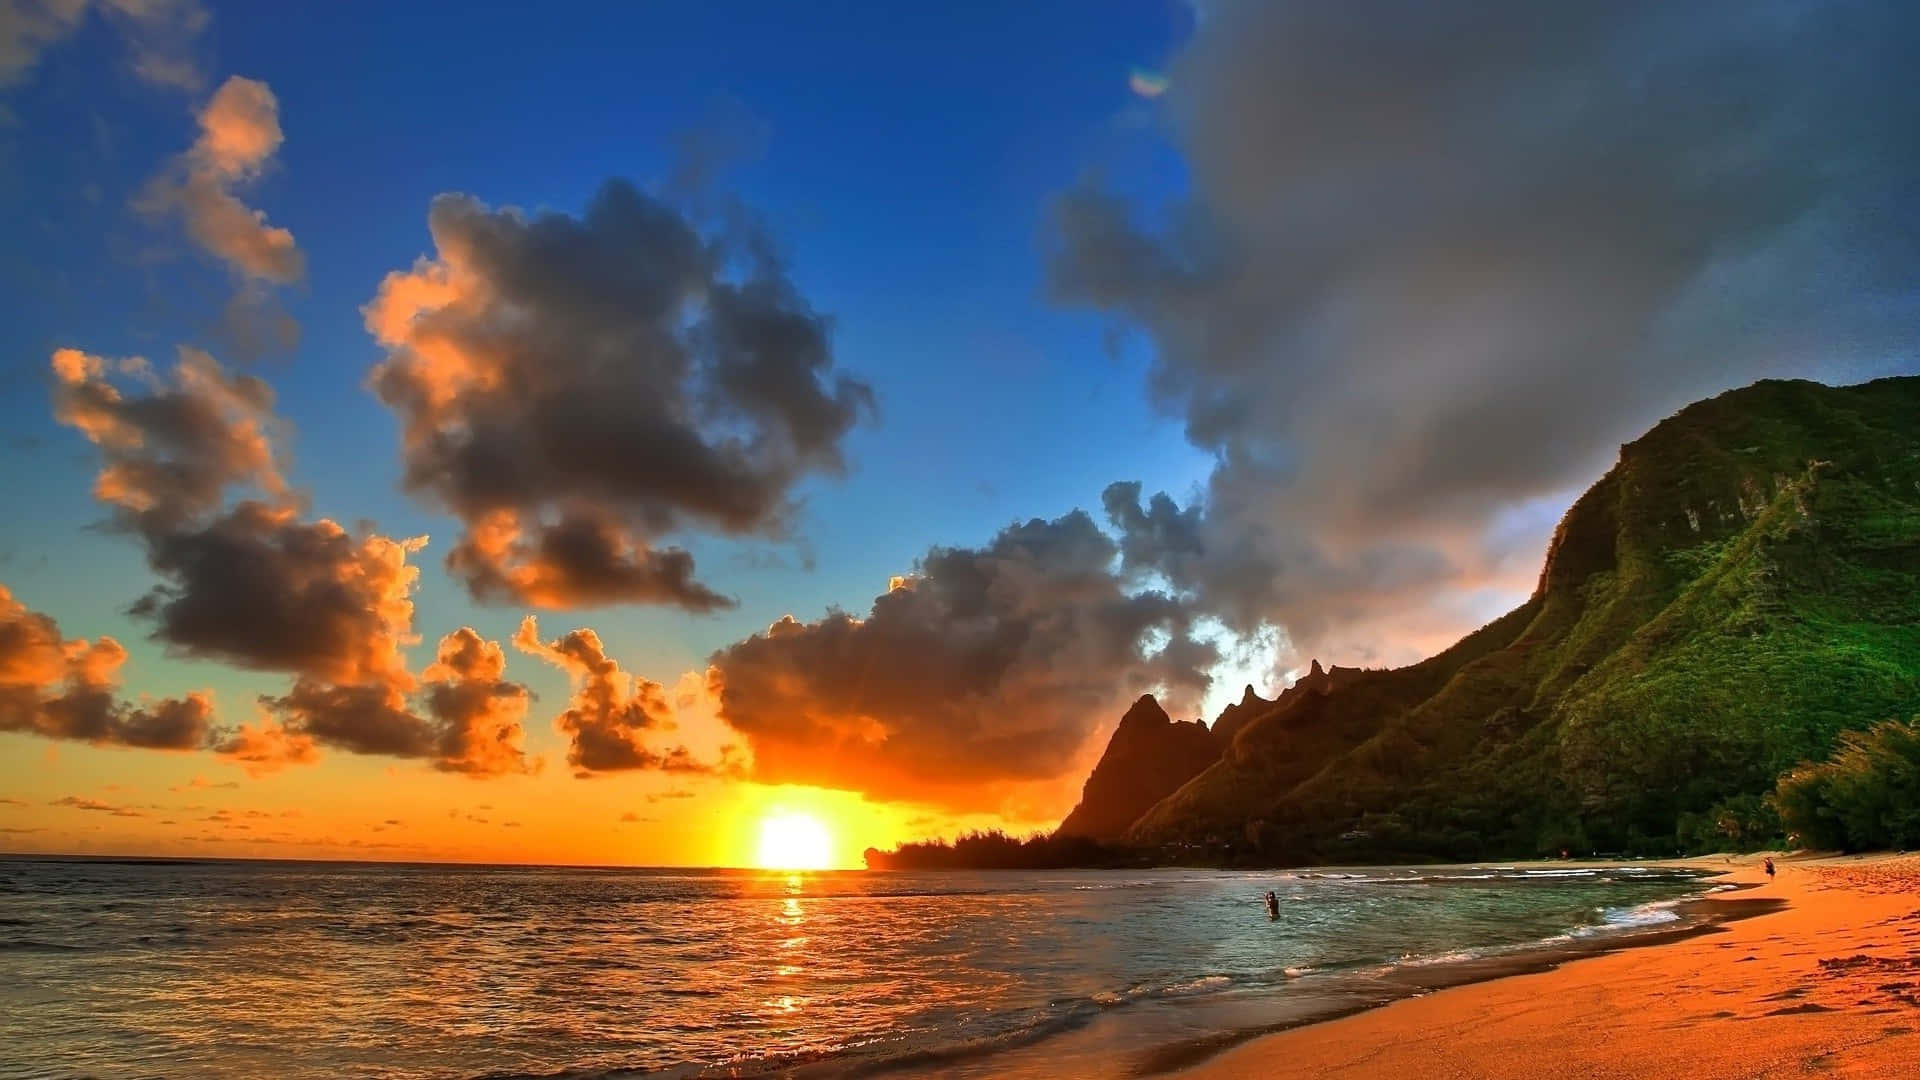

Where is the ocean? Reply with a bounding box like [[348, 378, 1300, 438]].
[[0, 857, 1722, 1079]]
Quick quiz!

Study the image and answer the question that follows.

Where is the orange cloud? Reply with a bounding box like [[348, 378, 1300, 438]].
[[0, 583, 214, 750], [210, 718, 319, 776], [139, 73, 303, 356], [257, 622, 536, 778], [514, 616, 706, 775]]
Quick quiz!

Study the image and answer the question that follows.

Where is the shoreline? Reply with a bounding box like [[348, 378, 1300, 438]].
[[1133, 878, 1781, 1076], [1165, 852, 1920, 1079]]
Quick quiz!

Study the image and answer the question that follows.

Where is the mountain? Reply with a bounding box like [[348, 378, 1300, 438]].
[[1109, 376, 1920, 861], [1055, 695, 1222, 841]]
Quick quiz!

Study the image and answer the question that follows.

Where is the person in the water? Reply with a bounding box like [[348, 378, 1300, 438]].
[[1264, 890, 1279, 919]]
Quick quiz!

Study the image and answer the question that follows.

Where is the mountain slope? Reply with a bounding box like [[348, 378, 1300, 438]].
[[1056, 695, 1220, 840], [1124, 376, 1920, 861]]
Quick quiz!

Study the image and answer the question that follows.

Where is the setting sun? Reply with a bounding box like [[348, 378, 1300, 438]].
[[755, 811, 835, 870]]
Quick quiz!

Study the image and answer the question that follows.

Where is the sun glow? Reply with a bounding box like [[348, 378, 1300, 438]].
[[755, 811, 835, 870]]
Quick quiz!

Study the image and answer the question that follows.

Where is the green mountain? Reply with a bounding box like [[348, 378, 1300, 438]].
[[1113, 376, 1920, 861]]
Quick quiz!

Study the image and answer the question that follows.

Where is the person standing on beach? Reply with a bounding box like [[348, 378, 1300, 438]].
[[1764, 857, 1776, 880], [1265, 891, 1279, 919]]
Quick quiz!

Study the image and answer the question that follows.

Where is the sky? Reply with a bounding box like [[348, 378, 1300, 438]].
[[2, 0, 1915, 867]]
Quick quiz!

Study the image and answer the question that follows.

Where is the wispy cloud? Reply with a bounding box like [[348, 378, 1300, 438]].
[[51, 795, 143, 817]]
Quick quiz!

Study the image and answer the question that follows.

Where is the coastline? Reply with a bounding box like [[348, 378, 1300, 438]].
[[1168, 852, 1920, 1079]]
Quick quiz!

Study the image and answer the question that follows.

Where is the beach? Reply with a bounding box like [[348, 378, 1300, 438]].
[[1176, 853, 1920, 1079]]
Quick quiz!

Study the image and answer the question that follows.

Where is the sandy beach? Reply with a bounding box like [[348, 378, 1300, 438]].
[[1176, 853, 1920, 1079]]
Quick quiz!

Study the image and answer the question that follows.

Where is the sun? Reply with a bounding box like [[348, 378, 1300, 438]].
[[755, 811, 835, 870]]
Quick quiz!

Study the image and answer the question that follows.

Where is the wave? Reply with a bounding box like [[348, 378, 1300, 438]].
[[0, 938, 90, 953]]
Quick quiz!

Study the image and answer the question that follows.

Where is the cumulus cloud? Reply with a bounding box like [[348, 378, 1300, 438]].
[[1051, 0, 1920, 667], [0, 583, 213, 750], [249, 624, 534, 777], [705, 510, 1219, 810], [0, 0, 207, 91], [49, 345, 534, 775], [208, 718, 317, 775], [365, 179, 874, 609], [514, 615, 702, 775], [418, 626, 533, 776], [51, 347, 416, 687]]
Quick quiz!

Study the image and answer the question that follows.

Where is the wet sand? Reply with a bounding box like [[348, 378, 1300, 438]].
[[1173, 853, 1920, 1079]]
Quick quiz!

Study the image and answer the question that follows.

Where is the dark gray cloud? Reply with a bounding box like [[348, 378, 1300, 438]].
[[130, 502, 424, 686], [419, 627, 534, 776], [257, 626, 534, 776], [706, 510, 1219, 810], [51, 347, 421, 690], [366, 178, 875, 610], [0, 583, 213, 750], [1053, 0, 1920, 666], [48, 345, 536, 776]]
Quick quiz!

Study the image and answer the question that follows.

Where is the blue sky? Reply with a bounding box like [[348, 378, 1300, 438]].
[[1, 1, 1215, 707], [5, 1, 1913, 862]]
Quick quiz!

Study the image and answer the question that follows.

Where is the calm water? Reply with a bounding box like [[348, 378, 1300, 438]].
[[0, 858, 1717, 1079]]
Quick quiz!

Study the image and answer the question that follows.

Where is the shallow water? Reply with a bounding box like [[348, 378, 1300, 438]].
[[0, 857, 1715, 1079]]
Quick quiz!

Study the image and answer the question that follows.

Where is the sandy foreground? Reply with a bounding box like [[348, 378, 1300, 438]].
[[1176, 852, 1920, 1079]]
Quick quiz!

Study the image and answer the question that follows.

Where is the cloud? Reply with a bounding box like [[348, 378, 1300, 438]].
[[0, 0, 207, 91], [169, 775, 236, 791], [51, 795, 144, 817], [1050, 0, 1920, 667], [1127, 68, 1168, 99], [705, 510, 1219, 810], [364, 178, 874, 609], [258, 624, 534, 776], [142, 75, 303, 283], [49, 346, 534, 775], [514, 615, 701, 775], [418, 626, 534, 776], [136, 74, 302, 358], [51, 347, 417, 688], [208, 717, 317, 775], [1, 583, 213, 750]]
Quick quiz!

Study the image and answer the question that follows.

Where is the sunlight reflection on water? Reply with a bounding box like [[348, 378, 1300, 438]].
[[0, 858, 1708, 1078]]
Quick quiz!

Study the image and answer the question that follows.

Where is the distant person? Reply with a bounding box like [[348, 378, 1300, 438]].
[[1764, 857, 1776, 880], [1265, 891, 1279, 920]]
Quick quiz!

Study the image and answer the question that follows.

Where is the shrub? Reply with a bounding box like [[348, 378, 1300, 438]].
[[1773, 717, 1920, 852]]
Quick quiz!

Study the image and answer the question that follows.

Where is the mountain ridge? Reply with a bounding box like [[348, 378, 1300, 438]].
[[1059, 375, 1920, 862]]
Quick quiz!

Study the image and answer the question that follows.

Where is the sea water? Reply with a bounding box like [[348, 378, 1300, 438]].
[[0, 857, 1716, 1078]]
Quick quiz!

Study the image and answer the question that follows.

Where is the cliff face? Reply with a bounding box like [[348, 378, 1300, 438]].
[[1055, 695, 1222, 841], [1115, 376, 1920, 861]]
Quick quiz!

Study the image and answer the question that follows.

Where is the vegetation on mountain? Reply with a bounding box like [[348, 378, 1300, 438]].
[[866, 377, 1920, 869], [1774, 717, 1920, 852], [863, 830, 1125, 870], [1130, 376, 1920, 862]]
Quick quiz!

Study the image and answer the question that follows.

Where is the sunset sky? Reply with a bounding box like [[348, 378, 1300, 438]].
[[3, 1, 1914, 866]]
